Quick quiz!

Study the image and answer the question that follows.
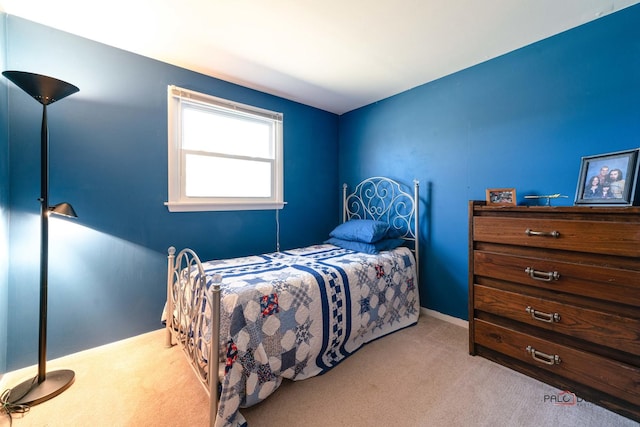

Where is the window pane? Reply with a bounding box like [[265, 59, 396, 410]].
[[167, 86, 283, 211], [185, 154, 272, 198], [182, 105, 273, 159]]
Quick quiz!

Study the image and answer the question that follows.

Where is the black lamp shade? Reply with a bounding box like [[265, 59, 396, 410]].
[[3, 71, 79, 105], [49, 202, 78, 218]]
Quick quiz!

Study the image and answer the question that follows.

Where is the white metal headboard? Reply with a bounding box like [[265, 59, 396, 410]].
[[342, 176, 419, 280]]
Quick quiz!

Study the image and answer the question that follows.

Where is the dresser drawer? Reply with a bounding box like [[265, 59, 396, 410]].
[[474, 284, 640, 355], [473, 217, 640, 257], [474, 319, 640, 405], [473, 251, 640, 306]]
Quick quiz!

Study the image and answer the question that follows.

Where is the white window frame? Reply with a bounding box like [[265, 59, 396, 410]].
[[166, 85, 284, 212]]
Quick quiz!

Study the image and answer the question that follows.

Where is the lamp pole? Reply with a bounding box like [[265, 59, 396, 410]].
[[39, 101, 50, 385]]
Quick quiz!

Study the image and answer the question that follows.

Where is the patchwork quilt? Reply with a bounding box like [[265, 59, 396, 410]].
[[194, 244, 419, 427]]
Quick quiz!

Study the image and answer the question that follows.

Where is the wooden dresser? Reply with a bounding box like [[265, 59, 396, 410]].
[[468, 201, 640, 421]]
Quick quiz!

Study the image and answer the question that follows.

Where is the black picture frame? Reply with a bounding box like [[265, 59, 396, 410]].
[[574, 148, 640, 206]]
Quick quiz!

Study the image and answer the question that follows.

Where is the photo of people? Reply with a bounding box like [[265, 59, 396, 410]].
[[486, 188, 516, 205], [489, 190, 513, 203], [576, 149, 639, 206], [582, 162, 627, 199]]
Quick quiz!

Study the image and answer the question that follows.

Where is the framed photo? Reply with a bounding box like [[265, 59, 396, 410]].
[[574, 148, 640, 206], [486, 188, 516, 206]]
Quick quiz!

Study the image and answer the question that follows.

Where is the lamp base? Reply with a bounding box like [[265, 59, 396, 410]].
[[6, 369, 75, 406]]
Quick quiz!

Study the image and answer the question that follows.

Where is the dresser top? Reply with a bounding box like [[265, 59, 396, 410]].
[[470, 200, 640, 215]]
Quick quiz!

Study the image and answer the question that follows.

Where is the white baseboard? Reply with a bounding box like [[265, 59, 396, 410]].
[[421, 307, 469, 329]]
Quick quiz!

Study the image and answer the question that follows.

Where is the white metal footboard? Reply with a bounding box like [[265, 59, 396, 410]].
[[165, 246, 220, 427]]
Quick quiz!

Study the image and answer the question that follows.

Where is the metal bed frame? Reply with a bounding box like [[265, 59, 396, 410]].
[[165, 176, 419, 427], [342, 176, 419, 281]]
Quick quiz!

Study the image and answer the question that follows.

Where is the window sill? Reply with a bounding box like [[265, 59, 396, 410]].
[[165, 201, 286, 212]]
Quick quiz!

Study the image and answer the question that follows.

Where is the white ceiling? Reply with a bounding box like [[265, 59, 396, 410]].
[[1, 0, 638, 114]]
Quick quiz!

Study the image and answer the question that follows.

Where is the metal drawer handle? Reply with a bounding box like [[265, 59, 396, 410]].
[[525, 228, 560, 238], [526, 346, 561, 365], [525, 267, 560, 282], [526, 306, 560, 323]]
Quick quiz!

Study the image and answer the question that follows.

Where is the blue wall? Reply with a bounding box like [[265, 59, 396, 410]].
[[3, 15, 339, 371], [339, 5, 640, 319], [3, 5, 639, 372], [0, 13, 9, 373]]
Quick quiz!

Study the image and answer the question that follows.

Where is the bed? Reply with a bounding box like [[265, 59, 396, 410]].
[[164, 176, 420, 427]]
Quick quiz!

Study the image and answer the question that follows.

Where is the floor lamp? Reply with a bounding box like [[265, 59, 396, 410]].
[[3, 70, 79, 406]]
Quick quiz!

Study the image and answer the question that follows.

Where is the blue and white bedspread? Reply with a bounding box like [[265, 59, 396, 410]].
[[201, 244, 419, 427]]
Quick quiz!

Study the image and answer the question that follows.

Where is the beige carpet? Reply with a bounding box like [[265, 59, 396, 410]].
[[1, 314, 637, 427]]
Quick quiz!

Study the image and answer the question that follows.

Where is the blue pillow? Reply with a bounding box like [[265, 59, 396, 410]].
[[326, 237, 404, 254], [385, 227, 403, 239], [329, 219, 390, 243]]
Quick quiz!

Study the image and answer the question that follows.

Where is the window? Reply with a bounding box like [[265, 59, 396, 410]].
[[166, 85, 284, 212]]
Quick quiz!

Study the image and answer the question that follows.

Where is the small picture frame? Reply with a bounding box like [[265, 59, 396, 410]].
[[486, 188, 516, 206], [574, 148, 640, 206]]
